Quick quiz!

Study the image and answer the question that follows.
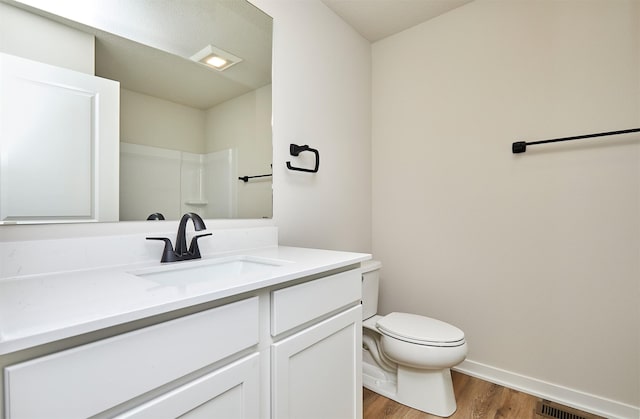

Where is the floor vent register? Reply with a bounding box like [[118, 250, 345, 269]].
[[535, 400, 605, 419]]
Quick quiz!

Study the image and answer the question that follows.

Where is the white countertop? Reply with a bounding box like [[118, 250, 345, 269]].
[[0, 246, 370, 355]]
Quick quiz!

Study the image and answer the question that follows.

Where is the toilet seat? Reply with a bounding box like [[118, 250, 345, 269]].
[[376, 312, 465, 347]]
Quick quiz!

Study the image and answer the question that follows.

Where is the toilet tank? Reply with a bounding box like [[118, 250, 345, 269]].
[[360, 260, 382, 320]]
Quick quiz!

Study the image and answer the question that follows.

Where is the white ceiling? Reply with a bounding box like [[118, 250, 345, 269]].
[[321, 0, 474, 42]]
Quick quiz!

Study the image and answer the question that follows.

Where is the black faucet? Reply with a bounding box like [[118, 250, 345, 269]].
[[146, 212, 165, 220], [146, 213, 212, 263]]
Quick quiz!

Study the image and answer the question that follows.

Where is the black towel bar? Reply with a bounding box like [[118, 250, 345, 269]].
[[238, 174, 272, 182], [512, 128, 640, 153]]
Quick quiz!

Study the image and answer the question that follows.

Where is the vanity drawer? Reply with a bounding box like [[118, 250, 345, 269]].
[[271, 270, 361, 336], [5, 297, 259, 419]]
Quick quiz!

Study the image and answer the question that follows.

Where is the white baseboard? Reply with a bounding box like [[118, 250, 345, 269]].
[[454, 359, 639, 419]]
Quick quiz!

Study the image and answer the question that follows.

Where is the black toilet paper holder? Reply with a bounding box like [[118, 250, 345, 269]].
[[286, 144, 319, 173]]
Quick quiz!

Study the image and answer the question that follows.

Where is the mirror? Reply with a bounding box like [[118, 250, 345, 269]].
[[0, 0, 272, 223]]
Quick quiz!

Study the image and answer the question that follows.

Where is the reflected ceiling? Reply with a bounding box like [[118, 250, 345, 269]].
[[10, 0, 272, 109]]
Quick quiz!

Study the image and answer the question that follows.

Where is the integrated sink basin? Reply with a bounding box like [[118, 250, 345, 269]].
[[132, 255, 291, 286]]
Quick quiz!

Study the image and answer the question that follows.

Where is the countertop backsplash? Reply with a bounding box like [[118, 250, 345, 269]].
[[0, 225, 278, 280]]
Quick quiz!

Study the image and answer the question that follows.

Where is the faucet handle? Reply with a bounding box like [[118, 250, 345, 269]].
[[188, 233, 212, 259], [146, 237, 178, 263]]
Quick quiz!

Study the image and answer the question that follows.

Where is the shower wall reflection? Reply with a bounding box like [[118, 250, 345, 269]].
[[120, 84, 272, 221]]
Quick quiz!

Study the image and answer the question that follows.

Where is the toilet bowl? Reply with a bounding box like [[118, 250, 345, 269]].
[[360, 261, 467, 417]]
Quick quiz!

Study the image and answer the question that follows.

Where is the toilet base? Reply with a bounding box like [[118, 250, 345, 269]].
[[363, 354, 457, 417], [397, 365, 457, 417]]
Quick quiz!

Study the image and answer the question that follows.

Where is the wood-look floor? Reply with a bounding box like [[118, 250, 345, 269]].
[[363, 371, 542, 419]]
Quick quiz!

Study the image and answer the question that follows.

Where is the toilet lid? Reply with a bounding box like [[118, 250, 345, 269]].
[[376, 312, 465, 347]]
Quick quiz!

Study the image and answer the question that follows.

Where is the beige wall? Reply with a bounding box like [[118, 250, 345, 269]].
[[205, 85, 271, 154], [372, 0, 639, 409], [206, 85, 273, 219], [251, 0, 372, 252], [0, 2, 94, 73], [120, 89, 206, 154]]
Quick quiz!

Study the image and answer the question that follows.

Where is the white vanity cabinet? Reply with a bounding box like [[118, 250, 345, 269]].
[[271, 270, 363, 419], [2, 260, 365, 419], [4, 297, 260, 419]]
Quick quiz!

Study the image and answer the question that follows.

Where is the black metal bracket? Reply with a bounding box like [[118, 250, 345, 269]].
[[286, 144, 319, 173], [512, 128, 640, 153]]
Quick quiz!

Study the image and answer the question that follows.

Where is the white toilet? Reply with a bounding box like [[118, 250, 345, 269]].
[[360, 261, 467, 417]]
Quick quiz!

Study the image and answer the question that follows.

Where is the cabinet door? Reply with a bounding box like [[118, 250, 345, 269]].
[[5, 297, 259, 419], [272, 305, 362, 419], [0, 52, 119, 223], [116, 353, 260, 419]]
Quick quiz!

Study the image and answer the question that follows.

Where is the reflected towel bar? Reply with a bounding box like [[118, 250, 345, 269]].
[[238, 174, 272, 182], [512, 128, 640, 153]]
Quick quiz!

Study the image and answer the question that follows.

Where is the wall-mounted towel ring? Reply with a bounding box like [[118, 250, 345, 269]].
[[286, 144, 319, 173]]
